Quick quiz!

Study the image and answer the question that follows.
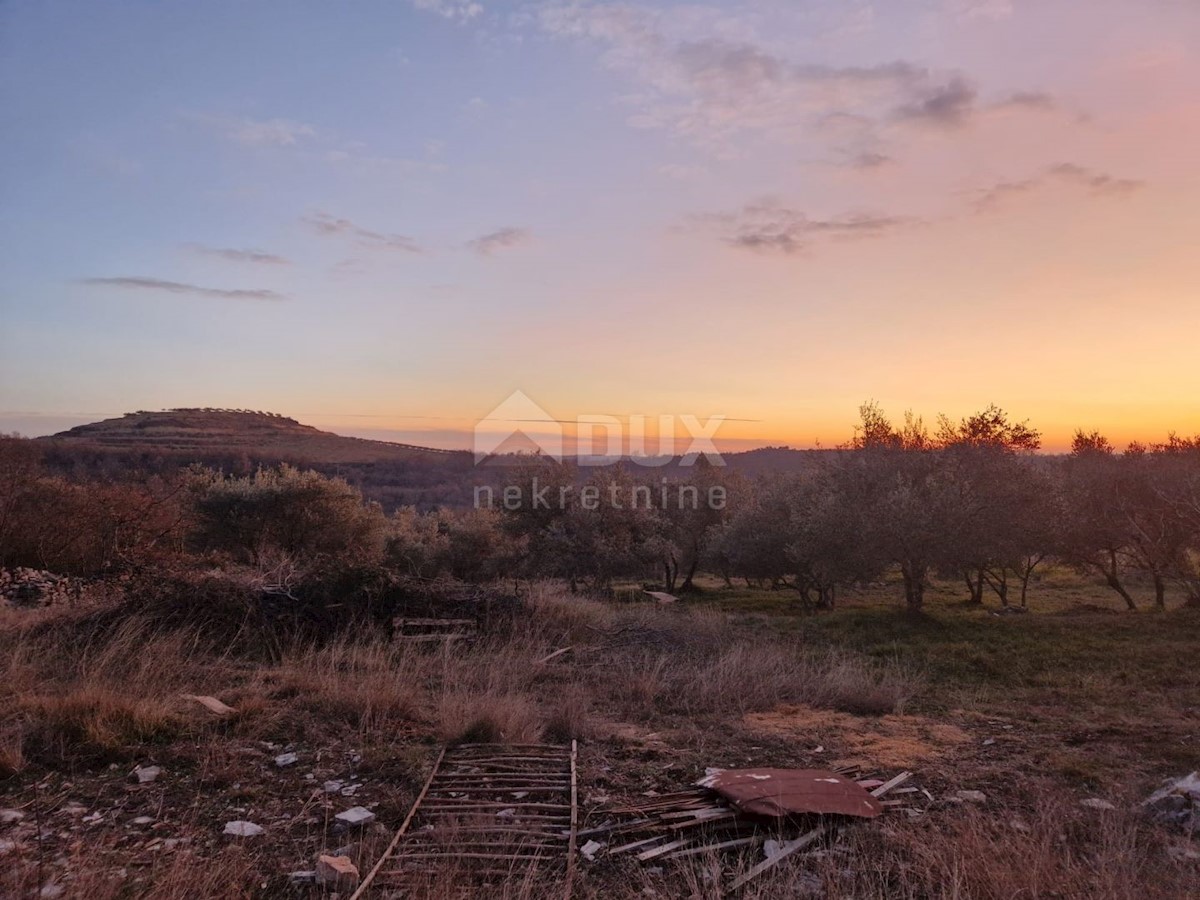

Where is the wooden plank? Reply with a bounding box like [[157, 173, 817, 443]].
[[538, 646, 574, 665], [349, 747, 446, 900], [609, 835, 671, 856], [724, 771, 915, 895], [636, 839, 690, 861], [660, 806, 728, 820], [565, 739, 578, 900], [725, 826, 823, 893], [420, 806, 573, 816], [665, 836, 760, 860], [869, 771, 913, 797], [391, 852, 551, 862], [668, 812, 738, 831]]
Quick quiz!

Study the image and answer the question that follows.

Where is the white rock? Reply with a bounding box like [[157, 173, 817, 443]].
[[39, 885, 65, 899], [133, 765, 162, 784], [223, 820, 264, 837], [334, 807, 375, 827], [132, 816, 155, 825], [1080, 798, 1116, 810], [275, 752, 298, 768], [579, 839, 604, 861], [763, 839, 783, 859], [323, 780, 343, 794], [953, 790, 987, 803]]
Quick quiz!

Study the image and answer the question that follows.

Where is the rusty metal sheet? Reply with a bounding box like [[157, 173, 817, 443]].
[[697, 769, 882, 819]]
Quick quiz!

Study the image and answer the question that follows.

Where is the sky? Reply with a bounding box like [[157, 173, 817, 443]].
[[1, 0, 1198, 453]]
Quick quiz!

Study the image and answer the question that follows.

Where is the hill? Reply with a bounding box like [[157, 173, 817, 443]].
[[44, 408, 465, 465]]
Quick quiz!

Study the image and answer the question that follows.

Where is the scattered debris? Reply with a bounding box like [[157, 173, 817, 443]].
[[952, 790, 987, 804], [316, 854, 360, 890], [223, 820, 264, 837], [132, 765, 162, 784], [275, 752, 299, 768], [393, 617, 478, 644], [579, 839, 605, 861], [581, 765, 917, 893], [1143, 772, 1200, 831], [538, 646, 574, 665], [181, 694, 237, 716], [288, 871, 317, 885], [0, 810, 25, 825], [642, 591, 678, 604], [335, 806, 376, 827], [131, 816, 155, 825], [1081, 798, 1116, 811], [697, 768, 883, 818], [324, 780, 344, 794], [352, 742, 578, 898]]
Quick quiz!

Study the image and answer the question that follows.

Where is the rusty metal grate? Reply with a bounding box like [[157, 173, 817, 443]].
[[352, 741, 578, 898]]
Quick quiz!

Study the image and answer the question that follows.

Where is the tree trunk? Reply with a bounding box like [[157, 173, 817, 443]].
[[963, 569, 984, 604], [901, 562, 926, 612], [680, 546, 700, 592], [816, 585, 836, 610], [1100, 551, 1137, 610]]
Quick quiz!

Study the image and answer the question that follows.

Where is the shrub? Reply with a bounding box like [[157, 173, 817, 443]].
[[187, 465, 385, 564]]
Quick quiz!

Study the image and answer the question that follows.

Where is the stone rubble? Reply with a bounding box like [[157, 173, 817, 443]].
[[316, 854, 360, 890], [0, 568, 81, 607]]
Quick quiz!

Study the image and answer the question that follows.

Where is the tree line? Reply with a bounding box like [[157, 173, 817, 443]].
[[4, 402, 1200, 612]]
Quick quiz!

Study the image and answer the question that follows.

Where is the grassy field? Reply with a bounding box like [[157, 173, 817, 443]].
[[1, 573, 1197, 898]]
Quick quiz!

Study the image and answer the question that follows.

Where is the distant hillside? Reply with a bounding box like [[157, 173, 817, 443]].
[[35, 409, 824, 511], [44, 408, 465, 465]]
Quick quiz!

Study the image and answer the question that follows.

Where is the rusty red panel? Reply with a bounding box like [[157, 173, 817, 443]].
[[697, 769, 882, 819]]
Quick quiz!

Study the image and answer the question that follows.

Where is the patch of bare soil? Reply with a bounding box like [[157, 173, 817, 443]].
[[743, 704, 973, 769]]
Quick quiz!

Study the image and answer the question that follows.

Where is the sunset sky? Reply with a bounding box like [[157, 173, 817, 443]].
[[2, 0, 1198, 452]]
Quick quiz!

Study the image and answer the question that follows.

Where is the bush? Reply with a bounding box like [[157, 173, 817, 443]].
[[187, 465, 385, 564]]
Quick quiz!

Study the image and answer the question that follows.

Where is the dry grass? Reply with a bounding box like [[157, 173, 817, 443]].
[[437, 689, 545, 744], [268, 638, 426, 734], [2, 579, 1195, 899], [604, 641, 920, 719], [809, 792, 1194, 900]]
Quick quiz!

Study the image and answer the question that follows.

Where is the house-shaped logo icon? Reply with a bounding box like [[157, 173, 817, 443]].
[[473, 391, 563, 464]]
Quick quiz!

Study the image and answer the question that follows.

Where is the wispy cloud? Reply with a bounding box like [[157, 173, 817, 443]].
[[972, 163, 1145, 211], [303, 212, 421, 253], [536, 3, 1064, 153], [80, 276, 285, 301], [467, 227, 531, 255], [893, 76, 978, 128], [697, 200, 917, 255], [186, 245, 290, 265], [410, 0, 483, 21], [945, 0, 1014, 21], [185, 112, 317, 147]]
